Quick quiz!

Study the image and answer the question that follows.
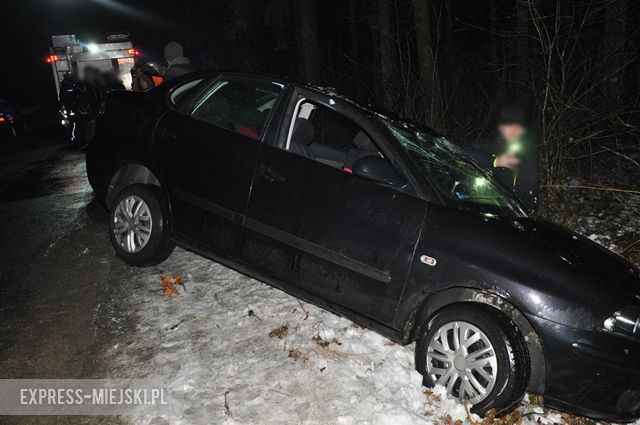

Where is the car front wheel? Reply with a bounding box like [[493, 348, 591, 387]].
[[109, 184, 174, 266], [415, 304, 530, 415]]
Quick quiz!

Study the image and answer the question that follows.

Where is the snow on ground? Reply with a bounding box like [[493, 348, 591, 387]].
[[96, 176, 640, 424], [548, 176, 640, 257], [575, 196, 640, 253], [99, 245, 634, 425], [114, 248, 466, 424]]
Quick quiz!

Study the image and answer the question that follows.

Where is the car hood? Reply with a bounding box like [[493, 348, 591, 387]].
[[497, 216, 640, 327], [521, 218, 638, 286], [423, 205, 640, 329]]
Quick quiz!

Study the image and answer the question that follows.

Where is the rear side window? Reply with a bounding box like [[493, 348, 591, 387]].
[[169, 78, 204, 109], [190, 78, 284, 140]]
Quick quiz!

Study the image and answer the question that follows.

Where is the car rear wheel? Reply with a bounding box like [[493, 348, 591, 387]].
[[415, 304, 529, 415], [109, 184, 174, 266]]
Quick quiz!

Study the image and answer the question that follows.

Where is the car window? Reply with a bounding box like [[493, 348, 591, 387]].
[[169, 78, 205, 109], [386, 123, 526, 217], [190, 78, 284, 140], [286, 100, 384, 171]]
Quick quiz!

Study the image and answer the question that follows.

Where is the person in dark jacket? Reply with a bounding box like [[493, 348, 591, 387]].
[[163, 42, 193, 81], [131, 62, 164, 92], [68, 66, 103, 148], [467, 105, 539, 211], [59, 72, 85, 115], [99, 71, 126, 93]]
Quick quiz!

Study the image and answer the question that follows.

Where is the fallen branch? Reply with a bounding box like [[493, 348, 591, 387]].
[[224, 391, 232, 416], [622, 239, 640, 252], [542, 184, 640, 196], [297, 299, 309, 320]]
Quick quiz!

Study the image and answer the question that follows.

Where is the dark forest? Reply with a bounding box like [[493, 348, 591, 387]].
[[171, 0, 640, 260]]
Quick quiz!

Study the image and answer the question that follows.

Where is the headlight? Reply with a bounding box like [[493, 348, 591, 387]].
[[603, 307, 640, 335]]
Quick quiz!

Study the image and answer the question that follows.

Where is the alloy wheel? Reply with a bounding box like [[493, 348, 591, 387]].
[[112, 195, 153, 253], [425, 320, 498, 404]]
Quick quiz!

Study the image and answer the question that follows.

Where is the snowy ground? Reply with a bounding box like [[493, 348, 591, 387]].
[[2, 142, 639, 424], [98, 180, 640, 425], [539, 174, 640, 263], [97, 244, 631, 425], [103, 248, 487, 424]]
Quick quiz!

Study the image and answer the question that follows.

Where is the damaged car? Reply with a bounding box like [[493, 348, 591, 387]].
[[86, 71, 640, 421]]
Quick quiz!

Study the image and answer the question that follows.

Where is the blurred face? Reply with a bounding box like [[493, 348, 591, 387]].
[[84, 68, 97, 83], [497, 123, 525, 144]]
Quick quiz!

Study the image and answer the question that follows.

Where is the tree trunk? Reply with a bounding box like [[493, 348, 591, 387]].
[[443, 0, 454, 54], [348, 0, 360, 74], [515, 0, 529, 85], [604, 0, 627, 106], [412, 0, 443, 131], [377, 0, 396, 109], [488, 0, 499, 66], [298, 0, 321, 83]]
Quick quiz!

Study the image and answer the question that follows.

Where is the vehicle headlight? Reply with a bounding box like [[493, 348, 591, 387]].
[[603, 307, 640, 335]]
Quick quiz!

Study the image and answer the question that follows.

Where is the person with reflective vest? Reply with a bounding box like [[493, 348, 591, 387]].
[[466, 104, 539, 212]]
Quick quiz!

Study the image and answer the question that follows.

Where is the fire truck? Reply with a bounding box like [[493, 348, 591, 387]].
[[46, 33, 139, 98], [46, 33, 139, 147]]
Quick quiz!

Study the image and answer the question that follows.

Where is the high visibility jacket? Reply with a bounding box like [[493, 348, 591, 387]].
[[152, 75, 164, 87], [465, 136, 539, 212]]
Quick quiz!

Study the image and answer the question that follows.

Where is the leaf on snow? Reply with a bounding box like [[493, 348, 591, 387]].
[[268, 324, 288, 339], [160, 275, 183, 297]]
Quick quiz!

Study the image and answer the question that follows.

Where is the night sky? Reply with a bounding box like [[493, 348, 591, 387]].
[[0, 0, 181, 106]]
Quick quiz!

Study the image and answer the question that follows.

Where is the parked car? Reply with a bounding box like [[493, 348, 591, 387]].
[[0, 98, 19, 140], [87, 71, 640, 421]]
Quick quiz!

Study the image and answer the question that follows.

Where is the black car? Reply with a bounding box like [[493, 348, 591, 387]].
[[87, 71, 640, 421]]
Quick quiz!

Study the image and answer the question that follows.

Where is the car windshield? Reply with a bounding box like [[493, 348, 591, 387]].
[[385, 122, 526, 217]]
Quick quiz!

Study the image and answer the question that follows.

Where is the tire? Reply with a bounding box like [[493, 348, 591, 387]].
[[415, 303, 529, 415], [108, 184, 175, 266]]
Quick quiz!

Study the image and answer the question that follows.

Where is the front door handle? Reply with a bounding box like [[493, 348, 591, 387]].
[[256, 164, 286, 183]]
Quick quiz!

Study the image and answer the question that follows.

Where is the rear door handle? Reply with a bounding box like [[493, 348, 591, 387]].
[[256, 164, 286, 183]]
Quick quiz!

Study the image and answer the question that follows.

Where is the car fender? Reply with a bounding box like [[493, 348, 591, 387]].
[[106, 163, 165, 209], [407, 286, 546, 394]]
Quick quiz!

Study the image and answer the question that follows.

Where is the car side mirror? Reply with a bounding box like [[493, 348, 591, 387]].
[[352, 156, 406, 187]]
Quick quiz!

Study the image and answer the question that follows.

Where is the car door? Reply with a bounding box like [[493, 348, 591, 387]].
[[239, 89, 426, 324], [152, 75, 286, 258]]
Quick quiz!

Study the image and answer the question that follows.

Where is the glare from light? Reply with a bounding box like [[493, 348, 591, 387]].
[[473, 177, 488, 189], [91, 0, 172, 25], [508, 141, 522, 155], [530, 293, 542, 305], [87, 43, 99, 53]]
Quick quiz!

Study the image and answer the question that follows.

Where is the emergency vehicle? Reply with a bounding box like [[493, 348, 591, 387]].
[[46, 33, 138, 98]]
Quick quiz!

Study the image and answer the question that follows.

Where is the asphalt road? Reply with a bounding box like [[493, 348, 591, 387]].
[[0, 139, 131, 424]]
